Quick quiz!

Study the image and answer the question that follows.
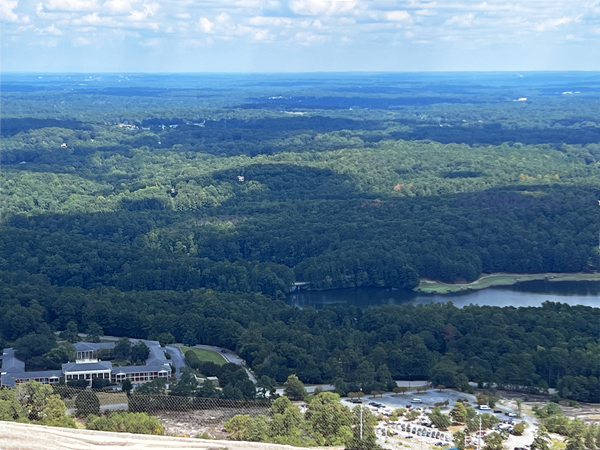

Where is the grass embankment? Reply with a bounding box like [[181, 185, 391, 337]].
[[415, 272, 600, 294], [178, 345, 227, 365], [64, 391, 128, 409]]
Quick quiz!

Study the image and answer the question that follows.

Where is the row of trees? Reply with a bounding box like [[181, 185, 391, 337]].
[[2, 280, 599, 402], [2, 182, 598, 292], [224, 393, 378, 449], [533, 402, 600, 450]]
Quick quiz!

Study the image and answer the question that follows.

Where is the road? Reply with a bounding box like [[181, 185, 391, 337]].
[[194, 344, 257, 384], [75, 334, 257, 383], [67, 402, 128, 415], [165, 345, 186, 378], [275, 384, 335, 395]]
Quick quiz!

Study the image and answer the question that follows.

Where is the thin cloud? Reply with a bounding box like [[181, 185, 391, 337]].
[[35, 24, 64, 34], [445, 12, 474, 27], [3, 0, 600, 70], [385, 10, 412, 22], [103, 0, 135, 15], [44, 0, 100, 11]]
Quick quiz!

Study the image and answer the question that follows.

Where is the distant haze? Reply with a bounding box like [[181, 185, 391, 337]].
[[1, 0, 600, 72]]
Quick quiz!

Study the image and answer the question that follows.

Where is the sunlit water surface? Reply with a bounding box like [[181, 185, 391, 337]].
[[289, 280, 600, 309]]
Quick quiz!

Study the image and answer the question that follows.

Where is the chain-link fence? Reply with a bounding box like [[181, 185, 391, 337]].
[[49, 385, 272, 438], [2, 382, 597, 450]]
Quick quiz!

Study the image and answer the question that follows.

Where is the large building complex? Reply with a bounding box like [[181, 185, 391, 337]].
[[0, 340, 171, 388]]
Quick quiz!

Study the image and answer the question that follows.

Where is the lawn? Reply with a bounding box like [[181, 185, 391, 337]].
[[415, 272, 600, 294], [64, 390, 128, 408], [110, 359, 129, 367], [178, 345, 227, 365]]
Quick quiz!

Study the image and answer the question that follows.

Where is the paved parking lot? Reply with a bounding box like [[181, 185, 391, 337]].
[[343, 389, 535, 450]]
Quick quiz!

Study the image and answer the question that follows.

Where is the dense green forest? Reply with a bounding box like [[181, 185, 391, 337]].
[[1, 73, 599, 401]]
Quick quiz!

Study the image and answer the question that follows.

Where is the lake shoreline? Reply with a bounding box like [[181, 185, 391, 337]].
[[415, 272, 600, 294]]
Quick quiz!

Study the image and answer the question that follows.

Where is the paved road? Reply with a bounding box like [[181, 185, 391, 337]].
[[165, 345, 186, 378], [194, 344, 257, 384], [67, 402, 128, 415], [75, 334, 258, 384], [275, 384, 335, 395]]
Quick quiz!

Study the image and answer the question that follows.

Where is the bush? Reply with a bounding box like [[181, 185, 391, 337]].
[[91, 378, 112, 390], [67, 379, 89, 389], [86, 411, 164, 435], [512, 422, 526, 436], [75, 390, 100, 417]]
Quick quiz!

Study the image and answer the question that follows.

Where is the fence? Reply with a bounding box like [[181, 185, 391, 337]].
[[50, 385, 272, 437], [2, 382, 590, 450]]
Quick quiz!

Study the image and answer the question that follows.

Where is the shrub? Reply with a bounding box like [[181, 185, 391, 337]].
[[87, 411, 164, 435], [75, 390, 100, 418]]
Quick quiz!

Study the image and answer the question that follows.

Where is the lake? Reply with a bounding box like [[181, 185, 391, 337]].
[[289, 280, 600, 309]]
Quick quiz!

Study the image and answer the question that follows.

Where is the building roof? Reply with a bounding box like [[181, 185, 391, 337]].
[[1, 373, 16, 388], [14, 369, 62, 379], [1, 340, 171, 387], [111, 363, 171, 375], [74, 342, 115, 352], [62, 361, 113, 373], [146, 345, 168, 365], [1, 348, 25, 373]]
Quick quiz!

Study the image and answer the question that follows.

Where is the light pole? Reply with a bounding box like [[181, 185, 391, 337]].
[[360, 406, 363, 440], [477, 415, 482, 450]]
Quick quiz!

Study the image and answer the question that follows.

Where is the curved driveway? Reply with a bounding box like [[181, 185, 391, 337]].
[[165, 345, 186, 378], [194, 344, 257, 384]]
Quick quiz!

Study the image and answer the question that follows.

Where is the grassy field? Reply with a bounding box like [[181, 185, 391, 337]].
[[110, 359, 129, 367], [64, 390, 128, 408], [178, 345, 227, 365], [415, 272, 600, 294]]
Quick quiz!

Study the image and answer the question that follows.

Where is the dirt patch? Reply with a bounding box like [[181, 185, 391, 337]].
[[485, 389, 600, 425], [156, 407, 271, 438]]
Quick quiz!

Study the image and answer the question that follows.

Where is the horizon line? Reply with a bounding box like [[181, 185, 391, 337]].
[[3, 70, 600, 75]]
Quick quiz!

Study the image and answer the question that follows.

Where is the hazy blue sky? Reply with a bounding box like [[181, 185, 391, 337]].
[[2, 0, 599, 72]]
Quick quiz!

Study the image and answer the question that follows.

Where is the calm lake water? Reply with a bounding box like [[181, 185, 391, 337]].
[[289, 280, 600, 309]]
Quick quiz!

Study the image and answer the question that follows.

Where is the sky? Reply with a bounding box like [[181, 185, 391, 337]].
[[1, 0, 600, 72]]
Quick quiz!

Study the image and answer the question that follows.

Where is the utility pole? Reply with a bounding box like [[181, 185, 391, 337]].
[[477, 415, 482, 450], [360, 407, 363, 440]]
